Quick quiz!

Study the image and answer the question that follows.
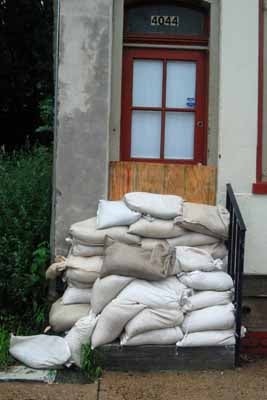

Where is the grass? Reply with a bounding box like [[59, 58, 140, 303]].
[[0, 327, 12, 369]]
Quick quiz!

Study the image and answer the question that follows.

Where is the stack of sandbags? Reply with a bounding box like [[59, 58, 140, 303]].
[[173, 246, 237, 347]]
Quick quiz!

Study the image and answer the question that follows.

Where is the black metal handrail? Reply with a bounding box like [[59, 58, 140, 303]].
[[226, 183, 246, 366]]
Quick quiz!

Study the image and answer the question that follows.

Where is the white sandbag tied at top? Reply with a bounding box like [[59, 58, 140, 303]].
[[124, 307, 184, 339], [182, 303, 235, 333], [121, 326, 184, 346], [128, 217, 186, 239], [49, 298, 90, 333], [178, 271, 234, 291], [175, 246, 223, 273], [70, 217, 141, 245], [96, 200, 141, 229], [124, 192, 183, 219], [175, 202, 229, 240], [196, 242, 228, 260], [9, 334, 71, 369], [181, 290, 233, 313], [65, 311, 99, 367]]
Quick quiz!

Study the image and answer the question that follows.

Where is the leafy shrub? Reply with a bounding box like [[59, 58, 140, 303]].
[[0, 146, 52, 330], [81, 344, 103, 382], [0, 327, 11, 369]]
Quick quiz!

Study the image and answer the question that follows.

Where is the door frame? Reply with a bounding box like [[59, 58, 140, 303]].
[[120, 47, 208, 164]]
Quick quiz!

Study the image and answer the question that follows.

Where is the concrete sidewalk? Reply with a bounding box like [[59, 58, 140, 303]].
[[0, 358, 266, 400]]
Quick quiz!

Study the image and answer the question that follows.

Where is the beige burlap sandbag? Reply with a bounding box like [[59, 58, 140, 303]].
[[62, 286, 93, 305], [101, 241, 178, 280], [49, 298, 90, 332], [70, 217, 140, 245], [141, 238, 168, 251], [175, 203, 229, 239], [128, 217, 186, 238]]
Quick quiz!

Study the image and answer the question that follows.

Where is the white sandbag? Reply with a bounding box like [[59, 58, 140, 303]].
[[45, 258, 66, 280], [91, 300, 145, 348], [121, 326, 184, 346], [141, 238, 167, 251], [67, 238, 104, 257], [176, 330, 236, 347], [128, 217, 186, 238], [124, 192, 183, 220], [9, 334, 71, 369], [96, 200, 141, 229], [91, 275, 134, 315], [125, 307, 184, 339], [70, 217, 140, 245], [67, 278, 94, 289], [175, 246, 223, 272], [167, 232, 219, 247], [117, 277, 189, 309], [182, 303, 235, 333], [65, 311, 99, 367], [196, 242, 228, 260], [181, 290, 233, 312], [175, 202, 229, 239], [65, 255, 103, 284], [178, 271, 233, 291], [49, 298, 90, 332], [62, 286, 93, 305]]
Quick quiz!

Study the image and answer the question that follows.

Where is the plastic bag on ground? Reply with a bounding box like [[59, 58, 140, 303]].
[[49, 298, 90, 332], [124, 307, 184, 339], [181, 290, 233, 312], [121, 326, 184, 346], [65, 311, 99, 367], [124, 192, 183, 220], [178, 271, 233, 291], [175, 246, 223, 272], [182, 303, 235, 333], [62, 286, 93, 305], [96, 200, 141, 229], [70, 217, 140, 245], [128, 217, 186, 238], [9, 334, 71, 369]]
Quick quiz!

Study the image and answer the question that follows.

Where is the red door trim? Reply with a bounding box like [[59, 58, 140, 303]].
[[120, 47, 208, 164]]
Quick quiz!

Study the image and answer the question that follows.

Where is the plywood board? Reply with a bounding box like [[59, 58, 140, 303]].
[[109, 161, 216, 204]]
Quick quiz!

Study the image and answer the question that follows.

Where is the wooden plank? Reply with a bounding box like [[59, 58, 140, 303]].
[[100, 343, 235, 371], [109, 161, 216, 204]]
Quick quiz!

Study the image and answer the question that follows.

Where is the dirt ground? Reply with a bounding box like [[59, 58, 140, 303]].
[[1, 358, 267, 400]]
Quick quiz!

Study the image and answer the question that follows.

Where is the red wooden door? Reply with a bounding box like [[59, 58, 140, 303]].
[[121, 48, 208, 164]]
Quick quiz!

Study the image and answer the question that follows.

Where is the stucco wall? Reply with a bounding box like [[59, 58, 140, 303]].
[[217, 0, 267, 274], [52, 0, 113, 255]]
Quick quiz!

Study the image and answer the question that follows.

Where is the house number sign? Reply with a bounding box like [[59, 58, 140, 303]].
[[150, 16, 180, 27]]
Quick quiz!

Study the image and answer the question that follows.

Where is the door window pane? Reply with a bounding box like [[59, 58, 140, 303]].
[[164, 112, 194, 159], [131, 111, 161, 158], [166, 61, 196, 108], [133, 60, 163, 107]]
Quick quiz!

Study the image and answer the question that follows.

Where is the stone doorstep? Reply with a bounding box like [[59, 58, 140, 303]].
[[0, 365, 96, 385]]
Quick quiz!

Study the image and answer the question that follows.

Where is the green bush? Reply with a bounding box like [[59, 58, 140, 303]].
[[81, 344, 103, 382], [0, 146, 52, 331]]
